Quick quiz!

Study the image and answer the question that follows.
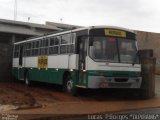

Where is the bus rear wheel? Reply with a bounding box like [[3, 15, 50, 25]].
[[63, 75, 77, 96]]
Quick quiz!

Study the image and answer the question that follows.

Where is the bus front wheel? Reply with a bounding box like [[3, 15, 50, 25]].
[[63, 75, 77, 96]]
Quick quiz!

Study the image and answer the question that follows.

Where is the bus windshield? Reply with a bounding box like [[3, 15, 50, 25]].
[[89, 36, 138, 63]]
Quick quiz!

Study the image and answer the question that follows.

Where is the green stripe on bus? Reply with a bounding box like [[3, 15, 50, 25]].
[[12, 67, 140, 88], [12, 67, 79, 85], [87, 70, 140, 77]]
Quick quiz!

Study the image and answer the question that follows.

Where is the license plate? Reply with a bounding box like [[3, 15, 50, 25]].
[[99, 82, 108, 88]]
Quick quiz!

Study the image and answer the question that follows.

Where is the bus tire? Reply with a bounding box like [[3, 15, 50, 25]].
[[64, 74, 78, 96], [24, 72, 31, 86]]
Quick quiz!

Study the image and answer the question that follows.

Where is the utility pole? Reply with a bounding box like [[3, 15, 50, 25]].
[[14, 0, 17, 20]]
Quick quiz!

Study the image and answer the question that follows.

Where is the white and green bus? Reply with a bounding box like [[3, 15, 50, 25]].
[[12, 26, 142, 95]]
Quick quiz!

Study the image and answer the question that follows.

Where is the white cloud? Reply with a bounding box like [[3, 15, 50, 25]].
[[0, 0, 160, 32]]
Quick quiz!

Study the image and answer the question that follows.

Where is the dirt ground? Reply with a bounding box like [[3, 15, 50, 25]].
[[0, 76, 160, 119]]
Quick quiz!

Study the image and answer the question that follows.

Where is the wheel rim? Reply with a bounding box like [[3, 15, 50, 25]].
[[67, 79, 73, 93], [25, 76, 29, 85]]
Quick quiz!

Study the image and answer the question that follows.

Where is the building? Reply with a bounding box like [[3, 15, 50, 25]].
[[0, 19, 61, 80]]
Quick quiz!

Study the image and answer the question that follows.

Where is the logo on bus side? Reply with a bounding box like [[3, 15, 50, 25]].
[[104, 29, 126, 37], [38, 56, 48, 68]]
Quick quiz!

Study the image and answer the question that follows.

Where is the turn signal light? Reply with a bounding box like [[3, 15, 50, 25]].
[[82, 69, 87, 73]]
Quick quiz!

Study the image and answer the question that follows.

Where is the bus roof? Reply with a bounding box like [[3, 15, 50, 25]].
[[14, 26, 135, 45]]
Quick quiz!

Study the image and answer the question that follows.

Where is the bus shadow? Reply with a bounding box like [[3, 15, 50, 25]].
[[12, 79, 63, 92], [78, 88, 143, 101], [13, 80, 144, 101]]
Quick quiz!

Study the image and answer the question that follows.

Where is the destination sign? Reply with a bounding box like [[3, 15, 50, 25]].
[[104, 29, 126, 37]]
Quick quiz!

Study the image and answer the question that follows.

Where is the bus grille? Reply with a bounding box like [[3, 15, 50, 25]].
[[114, 78, 128, 82]]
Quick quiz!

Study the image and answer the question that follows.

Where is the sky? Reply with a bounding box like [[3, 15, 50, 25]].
[[0, 0, 160, 33]]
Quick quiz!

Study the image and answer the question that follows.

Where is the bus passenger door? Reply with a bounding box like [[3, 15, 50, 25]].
[[78, 36, 87, 86], [18, 45, 24, 80]]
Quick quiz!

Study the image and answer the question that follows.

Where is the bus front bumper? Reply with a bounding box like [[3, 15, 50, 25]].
[[87, 76, 142, 89]]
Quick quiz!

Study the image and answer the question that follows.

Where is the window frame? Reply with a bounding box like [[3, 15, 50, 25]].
[[24, 42, 32, 57], [31, 40, 40, 56], [59, 33, 76, 54], [49, 36, 60, 55], [39, 38, 49, 55], [14, 44, 20, 58]]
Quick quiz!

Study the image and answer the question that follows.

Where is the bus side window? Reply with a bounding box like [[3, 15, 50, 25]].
[[39, 39, 48, 55], [55, 36, 60, 54], [14, 45, 19, 58], [25, 42, 31, 56], [39, 39, 42, 55], [49, 36, 60, 55], [50, 37, 54, 46], [70, 33, 76, 53], [44, 38, 49, 55], [32, 41, 39, 56], [60, 34, 71, 54]]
